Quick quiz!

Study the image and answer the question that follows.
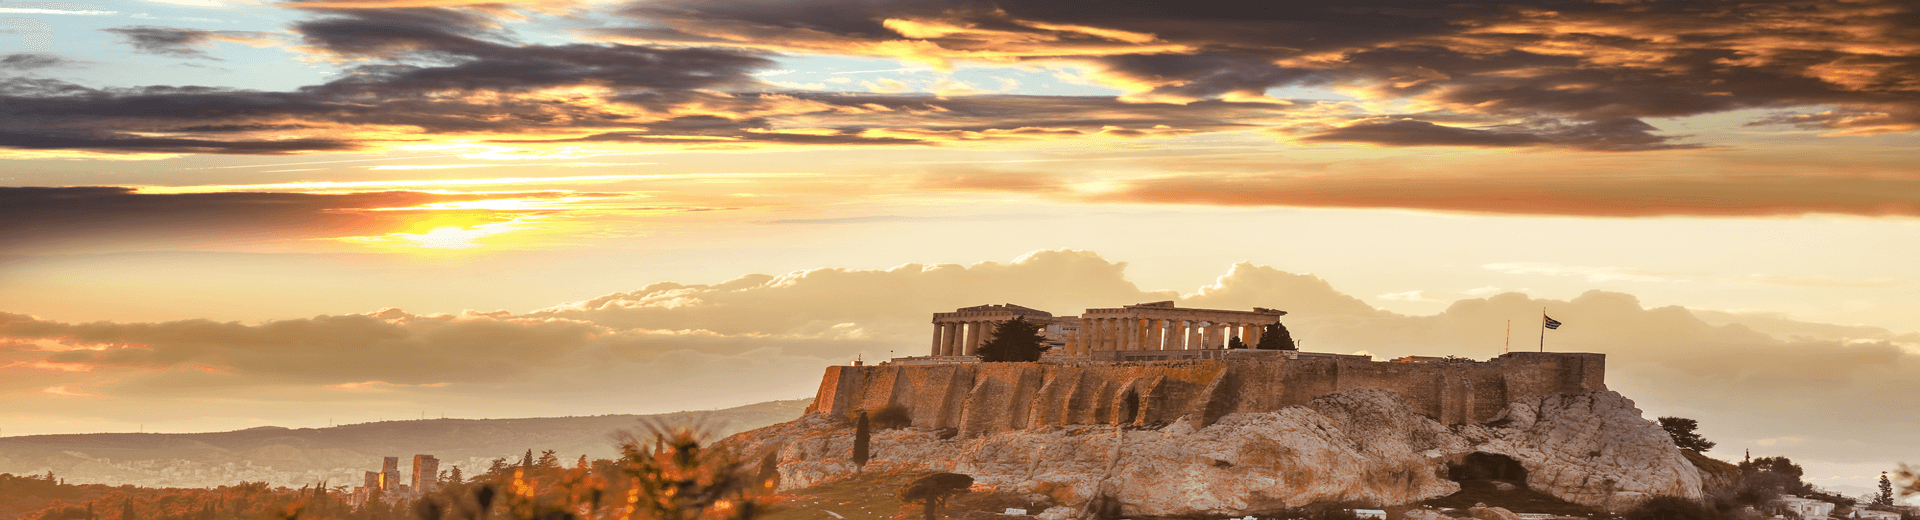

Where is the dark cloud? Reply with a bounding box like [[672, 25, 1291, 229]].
[[11, 0, 1919, 158], [0, 53, 71, 71], [1299, 118, 1698, 152], [0, 187, 591, 252], [605, 0, 1920, 136], [1092, 52, 1323, 100], [291, 7, 509, 58], [100, 26, 276, 60], [0, 130, 356, 154]]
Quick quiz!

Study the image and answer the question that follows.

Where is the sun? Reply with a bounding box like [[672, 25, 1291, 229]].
[[402, 226, 491, 249]]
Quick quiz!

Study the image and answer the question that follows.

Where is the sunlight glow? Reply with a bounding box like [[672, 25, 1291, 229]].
[[135, 175, 658, 194]]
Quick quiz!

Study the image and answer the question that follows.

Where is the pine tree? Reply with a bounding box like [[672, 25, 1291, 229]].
[[1877, 472, 1895, 506], [1255, 323, 1295, 350], [976, 317, 1048, 362], [1227, 336, 1247, 349], [535, 449, 560, 470], [1657, 417, 1716, 452], [521, 449, 534, 469]]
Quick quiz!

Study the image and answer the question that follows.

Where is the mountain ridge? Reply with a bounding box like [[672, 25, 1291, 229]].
[[0, 398, 812, 489]]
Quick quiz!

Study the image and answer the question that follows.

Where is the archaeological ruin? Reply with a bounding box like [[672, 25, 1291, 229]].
[[926, 301, 1288, 358], [819, 301, 1607, 438]]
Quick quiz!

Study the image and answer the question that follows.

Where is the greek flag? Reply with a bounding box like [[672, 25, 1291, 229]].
[[1543, 315, 1563, 330]]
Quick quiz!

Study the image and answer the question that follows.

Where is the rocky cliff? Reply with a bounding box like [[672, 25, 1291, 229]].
[[811, 353, 1606, 437], [724, 389, 1702, 516]]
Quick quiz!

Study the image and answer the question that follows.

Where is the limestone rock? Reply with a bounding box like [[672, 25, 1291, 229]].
[[1400, 509, 1445, 520], [1034, 507, 1078, 520], [723, 389, 1703, 517], [1468, 506, 1520, 520]]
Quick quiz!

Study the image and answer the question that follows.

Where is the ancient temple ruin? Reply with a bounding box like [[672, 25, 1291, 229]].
[[926, 301, 1287, 358]]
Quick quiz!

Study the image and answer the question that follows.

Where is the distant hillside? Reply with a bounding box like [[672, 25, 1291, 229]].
[[0, 398, 811, 489]]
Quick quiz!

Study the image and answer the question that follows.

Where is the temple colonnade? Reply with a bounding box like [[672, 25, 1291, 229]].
[[927, 301, 1286, 357]]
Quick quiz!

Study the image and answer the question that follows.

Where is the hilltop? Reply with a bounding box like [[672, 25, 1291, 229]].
[[0, 398, 810, 489]]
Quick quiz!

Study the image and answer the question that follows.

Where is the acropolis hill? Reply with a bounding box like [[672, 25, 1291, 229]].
[[729, 302, 1700, 516], [811, 301, 1605, 437]]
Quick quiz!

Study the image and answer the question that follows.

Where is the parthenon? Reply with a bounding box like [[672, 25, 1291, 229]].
[[927, 301, 1287, 358]]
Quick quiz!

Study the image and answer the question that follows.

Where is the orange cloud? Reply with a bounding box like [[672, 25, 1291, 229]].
[[328, 380, 449, 391], [41, 385, 100, 397], [1056, 172, 1920, 218]]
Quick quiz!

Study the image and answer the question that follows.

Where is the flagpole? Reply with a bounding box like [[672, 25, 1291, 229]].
[[1538, 308, 1546, 352], [1504, 320, 1510, 354]]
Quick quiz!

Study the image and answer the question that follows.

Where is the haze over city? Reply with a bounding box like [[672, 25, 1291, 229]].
[[3, 0, 1917, 504]]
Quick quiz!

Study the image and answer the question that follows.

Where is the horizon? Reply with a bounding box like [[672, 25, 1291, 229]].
[[4, 0, 1918, 508]]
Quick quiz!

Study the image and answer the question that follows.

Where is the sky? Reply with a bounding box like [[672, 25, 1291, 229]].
[[3, 0, 1918, 499]]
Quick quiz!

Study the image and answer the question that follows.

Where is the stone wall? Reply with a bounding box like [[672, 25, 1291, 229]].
[[807, 352, 1605, 438]]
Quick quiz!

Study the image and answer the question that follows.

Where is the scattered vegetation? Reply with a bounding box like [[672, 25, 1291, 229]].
[[7, 424, 773, 520], [899, 473, 972, 520], [1623, 496, 1719, 520], [869, 405, 912, 430]]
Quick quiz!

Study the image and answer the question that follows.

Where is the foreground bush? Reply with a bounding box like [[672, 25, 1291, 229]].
[[1624, 496, 1724, 520]]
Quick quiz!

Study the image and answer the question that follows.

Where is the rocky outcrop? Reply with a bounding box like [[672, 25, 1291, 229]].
[[724, 389, 1701, 516]]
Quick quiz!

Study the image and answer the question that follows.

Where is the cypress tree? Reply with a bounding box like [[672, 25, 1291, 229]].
[[852, 410, 871, 471]]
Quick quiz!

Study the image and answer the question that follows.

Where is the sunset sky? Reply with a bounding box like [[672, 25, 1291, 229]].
[[3, 0, 1918, 497]]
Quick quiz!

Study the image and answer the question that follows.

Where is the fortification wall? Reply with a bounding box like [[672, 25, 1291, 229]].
[[808, 352, 1605, 438]]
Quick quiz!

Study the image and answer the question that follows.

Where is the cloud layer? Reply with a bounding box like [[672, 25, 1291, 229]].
[[10, 0, 1920, 156], [3, 249, 1916, 472]]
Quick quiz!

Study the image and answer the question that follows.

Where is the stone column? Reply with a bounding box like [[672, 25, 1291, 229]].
[[960, 322, 976, 356], [1102, 319, 1116, 351], [1246, 322, 1263, 348], [977, 321, 996, 355], [967, 322, 983, 358], [931, 323, 943, 356], [1186, 321, 1202, 350], [1074, 321, 1089, 355], [1169, 320, 1186, 350], [931, 322, 946, 356], [1121, 318, 1136, 351], [1090, 318, 1105, 354], [1214, 323, 1230, 348], [944, 322, 959, 355], [1145, 319, 1163, 350]]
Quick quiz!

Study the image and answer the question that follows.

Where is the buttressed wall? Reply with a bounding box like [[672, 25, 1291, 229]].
[[809, 352, 1605, 438]]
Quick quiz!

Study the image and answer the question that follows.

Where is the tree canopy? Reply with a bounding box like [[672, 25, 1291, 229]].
[[976, 317, 1048, 362], [1657, 416, 1715, 452], [1255, 323, 1295, 350]]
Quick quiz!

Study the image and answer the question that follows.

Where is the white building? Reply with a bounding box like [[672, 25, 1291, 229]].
[[1778, 496, 1836, 519]]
